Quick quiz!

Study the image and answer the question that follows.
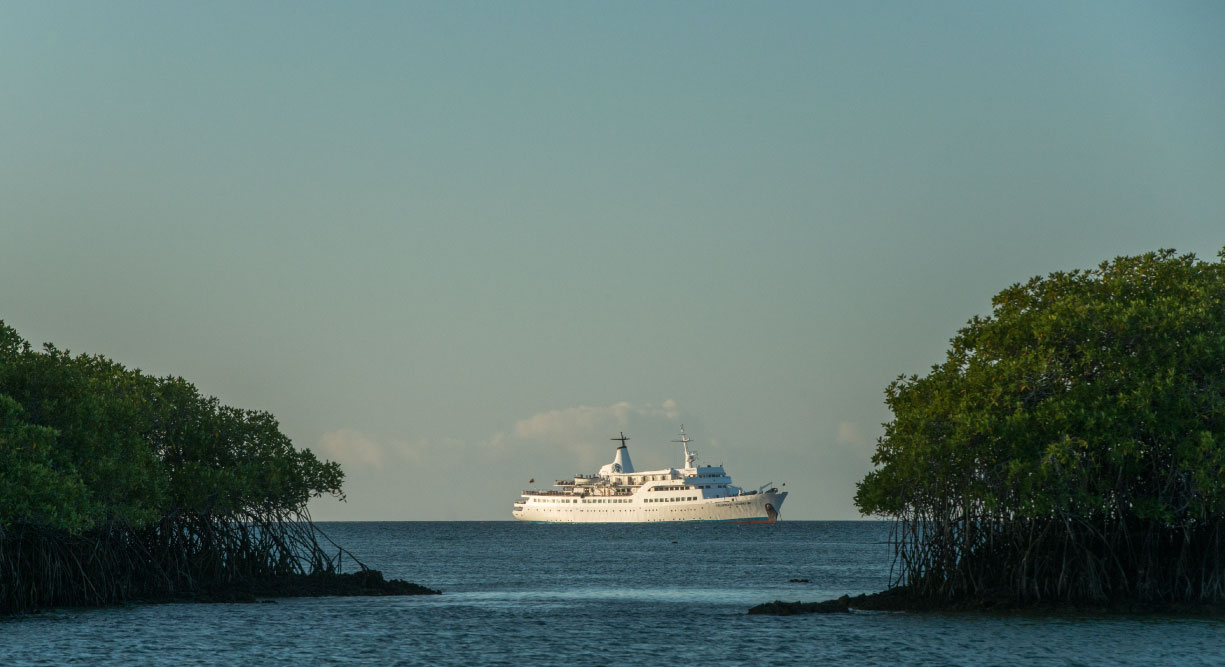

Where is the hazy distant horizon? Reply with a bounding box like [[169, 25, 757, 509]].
[[3, 1, 1222, 520]]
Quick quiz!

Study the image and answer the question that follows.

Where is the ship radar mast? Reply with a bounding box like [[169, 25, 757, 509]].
[[673, 425, 697, 469]]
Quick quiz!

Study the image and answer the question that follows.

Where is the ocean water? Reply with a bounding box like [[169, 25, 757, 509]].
[[2, 521, 1224, 665]]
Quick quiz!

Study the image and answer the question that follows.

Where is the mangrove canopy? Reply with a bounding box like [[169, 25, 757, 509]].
[[0, 321, 427, 614], [856, 248, 1225, 605]]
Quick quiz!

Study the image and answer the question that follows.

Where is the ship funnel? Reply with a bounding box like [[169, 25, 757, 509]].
[[611, 431, 634, 473], [613, 442, 634, 474]]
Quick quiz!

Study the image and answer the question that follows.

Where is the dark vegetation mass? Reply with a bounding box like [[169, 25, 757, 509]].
[[854, 248, 1225, 607], [0, 322, 436, 614]]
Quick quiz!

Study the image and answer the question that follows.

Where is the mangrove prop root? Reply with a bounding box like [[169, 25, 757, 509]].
[[0, 511, 436, 614], [880, 513, 1225, 606]]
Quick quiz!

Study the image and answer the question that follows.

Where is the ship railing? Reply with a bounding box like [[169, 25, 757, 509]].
[[523, 488, 637, 498]]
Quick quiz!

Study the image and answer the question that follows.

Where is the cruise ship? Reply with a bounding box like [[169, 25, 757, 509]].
[[512, 427, 787, 523]]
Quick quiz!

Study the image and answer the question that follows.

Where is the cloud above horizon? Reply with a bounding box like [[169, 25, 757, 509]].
[[318, 428, 385, 467], [312, 399, 690, 518], [317, 400, 685, 469], [510, 400, 680, 448], [835, 421, 873, 448]]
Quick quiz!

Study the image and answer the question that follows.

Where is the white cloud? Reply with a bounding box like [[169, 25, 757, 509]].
[[395, 436, 466, 464], [494, 400, 688, 471], [312, 400, 689, 519], [836, 421, 872, 448], [512, 402, 629, 443], [318, 428, 385, 467], [510, 400, 681, 448]]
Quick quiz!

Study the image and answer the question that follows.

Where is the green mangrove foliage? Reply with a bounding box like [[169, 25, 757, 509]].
[[0, 322, 347, 613], [856, 249, 1225, 604]]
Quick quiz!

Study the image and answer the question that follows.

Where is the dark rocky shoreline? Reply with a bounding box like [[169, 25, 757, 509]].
[[748, 586, 1225, 616], [6, 569, 440, 616], [163, 569, 442, 604]]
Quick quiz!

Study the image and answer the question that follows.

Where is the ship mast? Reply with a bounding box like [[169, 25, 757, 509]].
[[672, 425, 697, 469]]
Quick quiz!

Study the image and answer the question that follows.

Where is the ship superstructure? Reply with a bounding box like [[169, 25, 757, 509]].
[[511, 427, 787, 523]]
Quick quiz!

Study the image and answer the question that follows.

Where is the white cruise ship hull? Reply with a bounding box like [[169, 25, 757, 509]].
[[513, 490, 786, 524]]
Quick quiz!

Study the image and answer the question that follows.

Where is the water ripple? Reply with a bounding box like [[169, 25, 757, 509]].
[[3, 522, 1224, 665]]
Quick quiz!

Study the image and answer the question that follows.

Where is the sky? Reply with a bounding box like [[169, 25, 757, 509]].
[[2, 1, 1223, 520]]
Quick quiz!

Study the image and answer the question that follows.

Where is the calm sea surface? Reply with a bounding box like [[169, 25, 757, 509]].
[[2, 521, 1223, 665]]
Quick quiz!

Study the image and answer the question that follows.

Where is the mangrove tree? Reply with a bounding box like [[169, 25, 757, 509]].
[[0, 321, 431, 614], [855, 248, 1225, 605]]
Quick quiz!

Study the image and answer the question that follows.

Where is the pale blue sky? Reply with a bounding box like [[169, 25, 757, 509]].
[[2, 1, 1223, 519]]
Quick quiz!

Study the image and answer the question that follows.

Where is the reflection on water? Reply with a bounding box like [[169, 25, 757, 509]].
[[3, 522, 1224, 666]]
